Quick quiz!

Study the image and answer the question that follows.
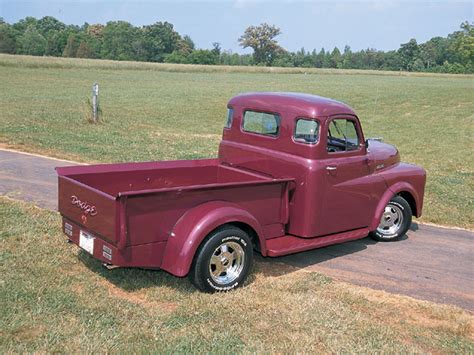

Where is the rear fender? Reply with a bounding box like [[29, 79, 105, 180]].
[[370, 182, 420, 231], [160, 201, 265, 277]]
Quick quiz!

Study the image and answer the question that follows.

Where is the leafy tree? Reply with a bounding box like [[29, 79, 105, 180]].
[[330, 47, 342, 68], [239, 23, 282, 65], [323, 49, 332, 68], [382, 50, 402, 70], [100, 21, 142, 60], [187, 49, 218, 64], [272, 51, 294, 67], [1, 16, 471, 74], [412, 58, 425, 71], [0, 22, 18, 53], [12, 17, 38, 33], [63, 33, 80, 57], [448, 21, 473, 67], [87, 24, 104, 39], [430, 37, 448, 66], [220, 50, 253, 66], [18, 26, 46, 55], [340, 45, 352, 69], [211, 42, 221, 56], [398, 39, 419, 71], [76, 41, 93, 58], [36, 16, 65, 37], [313, 48, 325, 68], [182, 35, 195, 50], [293, 48, 306, 67], [164, 50, 188, 64], [364, 49, 385, 69], [175, 38, 193, 57], [142, 21, 181, 62], [44, 30, 68, 56], [418, 38, 443, 69]]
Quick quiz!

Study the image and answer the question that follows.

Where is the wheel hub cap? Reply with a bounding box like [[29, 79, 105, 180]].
[[209, 241, 245, 285], [377, 204, 404, 236]]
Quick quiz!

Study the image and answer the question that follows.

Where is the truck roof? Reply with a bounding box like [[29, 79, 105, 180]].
[[228, 92, 356, 118]]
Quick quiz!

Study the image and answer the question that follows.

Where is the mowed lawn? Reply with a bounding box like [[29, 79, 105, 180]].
[[1, 197, 473, 352], [0, 54, 473, 229]]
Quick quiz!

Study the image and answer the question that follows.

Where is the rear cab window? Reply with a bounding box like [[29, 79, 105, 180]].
[[294, 119, 319, 144], [242, 110, 280, 136], [327, 118, 360, 153]]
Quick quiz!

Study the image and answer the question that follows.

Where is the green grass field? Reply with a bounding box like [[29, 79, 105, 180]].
[[1, 196, 473, 352], [0, 54, 473, 228]]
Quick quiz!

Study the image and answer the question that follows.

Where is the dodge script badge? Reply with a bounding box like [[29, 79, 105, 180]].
[[71, 195, 98, 216]]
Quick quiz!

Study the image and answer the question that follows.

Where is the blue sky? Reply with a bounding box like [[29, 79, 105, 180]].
[[1, 0, 472, 53]]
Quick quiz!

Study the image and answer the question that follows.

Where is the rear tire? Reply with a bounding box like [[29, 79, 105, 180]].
[[370, 195, 412, 241], [190, 225, 253, 293]]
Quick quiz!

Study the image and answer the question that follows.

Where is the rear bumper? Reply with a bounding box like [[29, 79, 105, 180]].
[[62, 217, 167, 268]]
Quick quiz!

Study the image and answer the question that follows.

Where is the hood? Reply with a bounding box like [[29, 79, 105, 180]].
[[367, 141, 400, 170]]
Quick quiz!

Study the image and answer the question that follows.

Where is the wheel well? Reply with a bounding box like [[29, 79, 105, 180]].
[[227, 222, 261, 253], [192, 222, 261, 268], [398, 191, 417, 216]]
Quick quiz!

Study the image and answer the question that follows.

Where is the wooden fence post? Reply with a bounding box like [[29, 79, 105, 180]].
[[92, 83, 99, 123]]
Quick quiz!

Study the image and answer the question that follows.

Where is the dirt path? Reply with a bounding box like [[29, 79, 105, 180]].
[[1, 148, 473, 311]]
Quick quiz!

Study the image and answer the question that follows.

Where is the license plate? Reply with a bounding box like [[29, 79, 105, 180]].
[[79, 230, 95, 254]]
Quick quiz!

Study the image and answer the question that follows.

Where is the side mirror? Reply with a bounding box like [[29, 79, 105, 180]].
[[365, 137, 383, 148]]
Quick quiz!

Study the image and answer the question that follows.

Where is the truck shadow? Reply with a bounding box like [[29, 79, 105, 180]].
[[252, 227, 413, 279], [77, 224, 417, 292], [251, 238, 376, 279], [77, 251, 197, 294]]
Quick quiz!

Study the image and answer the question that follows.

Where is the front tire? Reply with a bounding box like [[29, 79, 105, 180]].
[[190, 225, 253, 293], [370, 195, 412, 241]]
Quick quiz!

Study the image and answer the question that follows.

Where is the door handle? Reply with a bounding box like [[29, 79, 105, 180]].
[[326, 166, 337, 171]]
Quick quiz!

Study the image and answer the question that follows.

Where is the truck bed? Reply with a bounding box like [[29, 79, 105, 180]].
[[58, 158, 273, 197], [57, 159, 293, 267]]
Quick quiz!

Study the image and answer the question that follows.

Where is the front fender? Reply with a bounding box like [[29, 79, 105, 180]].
[[369, 182, 420, 231], [160, 200, 265, 277]]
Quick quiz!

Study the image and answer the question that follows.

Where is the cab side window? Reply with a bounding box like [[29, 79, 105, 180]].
[[327, 119, 360, 153], [225, 108, 234, 128], [294, 119, 319, 144]]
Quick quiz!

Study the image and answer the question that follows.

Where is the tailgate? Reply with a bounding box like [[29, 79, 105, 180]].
[[58, 176, 118, 244]]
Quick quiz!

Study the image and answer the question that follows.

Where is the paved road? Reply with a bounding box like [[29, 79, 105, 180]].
[[277, 224, 473, 310], [0, 149, 78, 209], [1, 149, 473, 311]]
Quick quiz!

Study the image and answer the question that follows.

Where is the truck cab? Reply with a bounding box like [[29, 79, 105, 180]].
[[57, 92, 426, 292], [219, 92, 425, 240]]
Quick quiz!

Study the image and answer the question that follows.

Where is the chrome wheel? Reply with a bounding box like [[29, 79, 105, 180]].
[[209, 241, 245, 285], [377, 204, 404, 236]]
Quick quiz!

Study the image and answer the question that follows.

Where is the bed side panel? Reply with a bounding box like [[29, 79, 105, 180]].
[[125, 182, 287, 247]]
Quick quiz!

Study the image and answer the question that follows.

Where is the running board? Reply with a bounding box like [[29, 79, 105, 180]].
[[265, 228, 370, 257]]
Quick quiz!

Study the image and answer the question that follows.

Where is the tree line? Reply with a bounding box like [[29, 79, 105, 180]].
[[0, 16, 472, 74]]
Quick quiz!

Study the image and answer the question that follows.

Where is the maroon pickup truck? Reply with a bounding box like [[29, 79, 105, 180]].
[[57, 92, 426, 292]]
